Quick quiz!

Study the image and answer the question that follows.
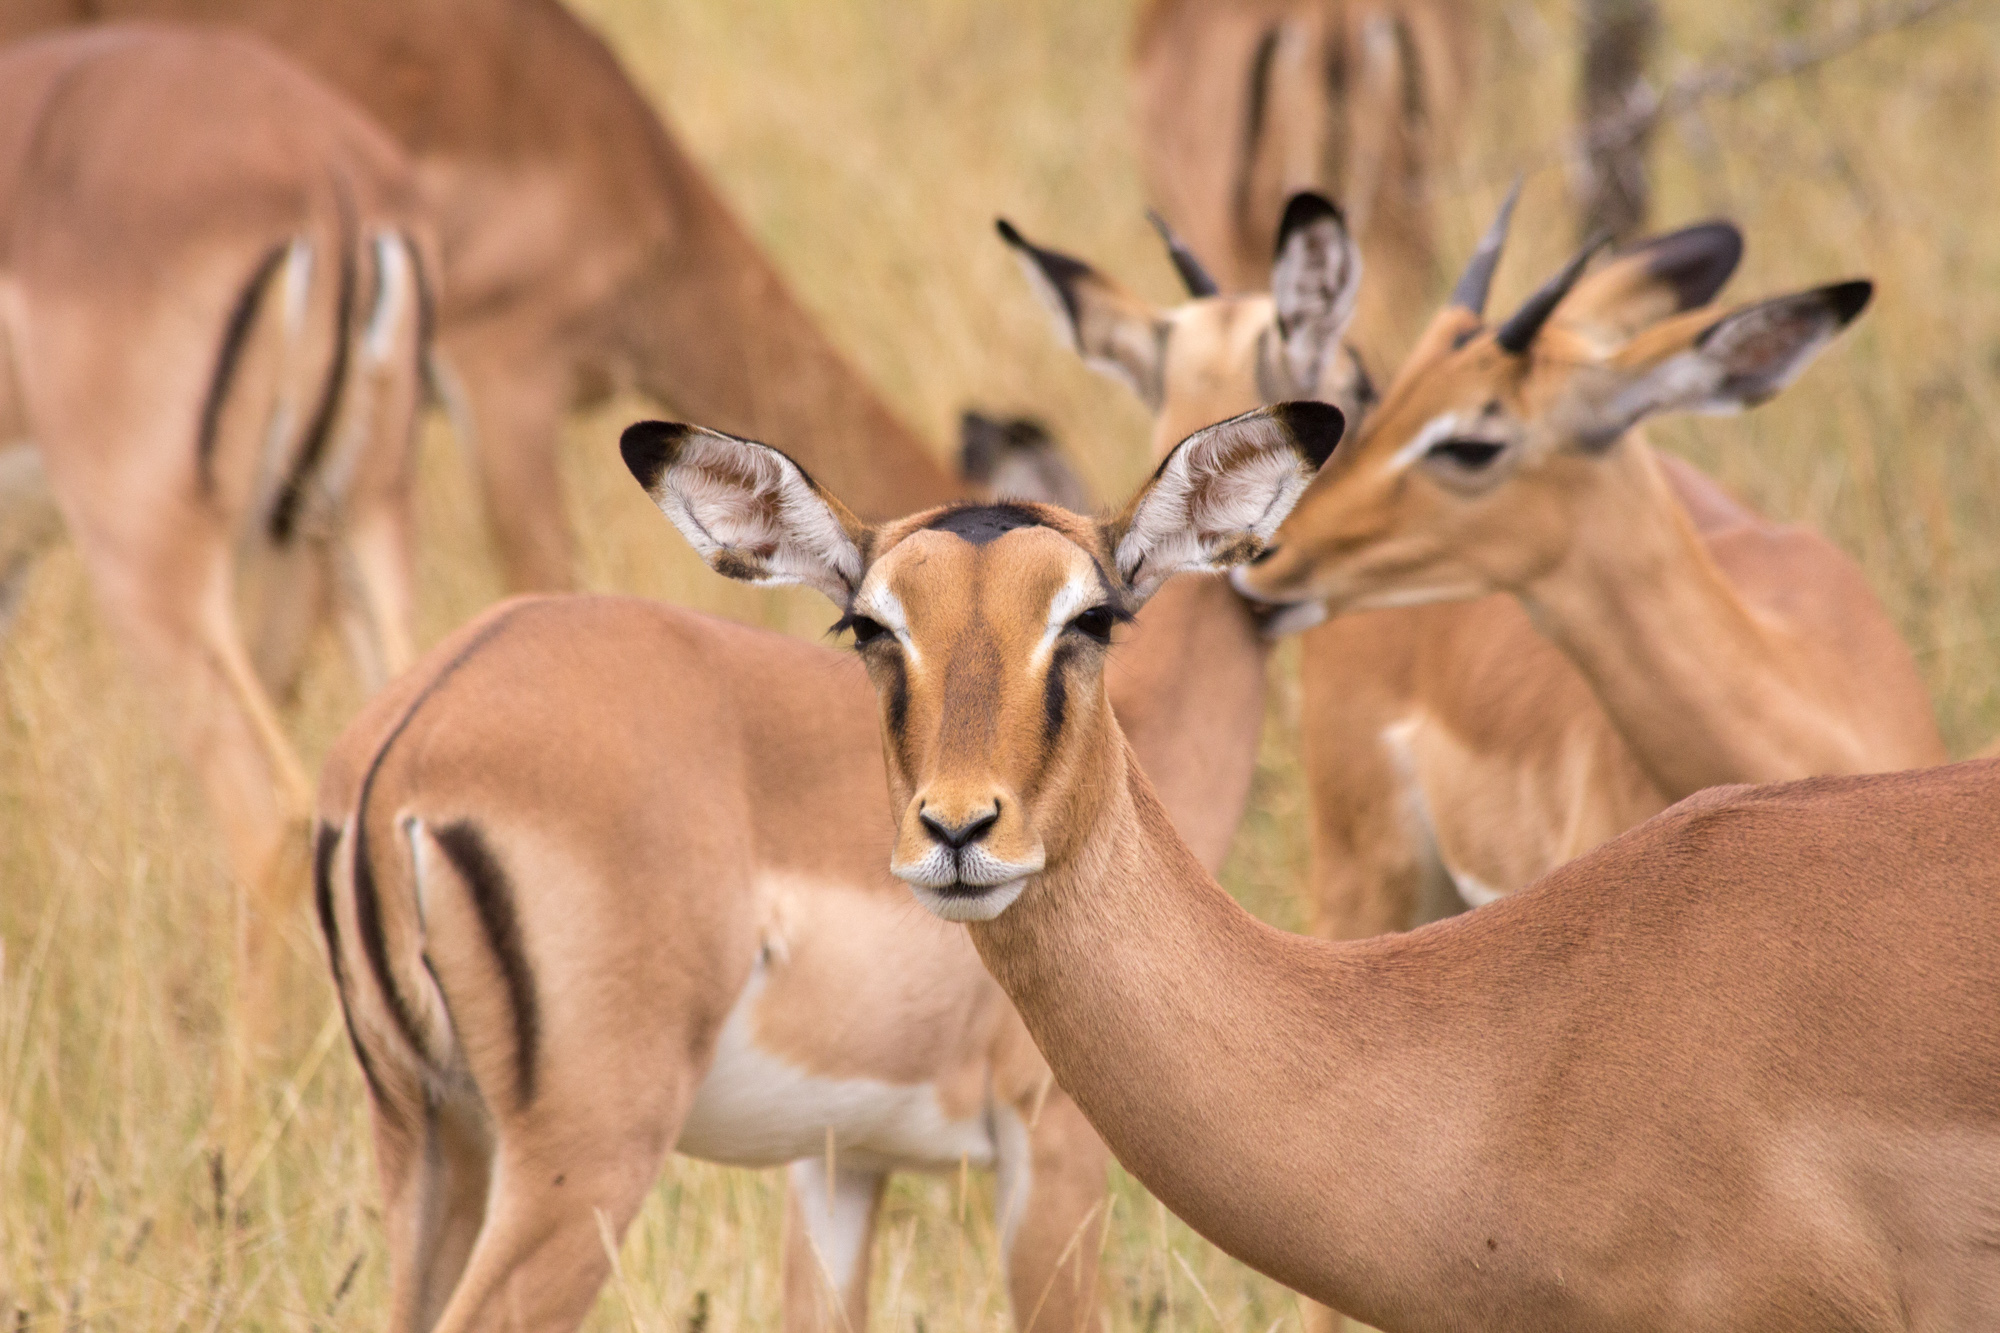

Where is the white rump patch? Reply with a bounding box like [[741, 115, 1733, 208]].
[[656, 428, 863, 604], [281, 238, 314, 335], [363, 232, 412, 364]]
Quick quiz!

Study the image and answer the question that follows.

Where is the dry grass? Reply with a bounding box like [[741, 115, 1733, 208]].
[[4, 0, 1998, 1327]]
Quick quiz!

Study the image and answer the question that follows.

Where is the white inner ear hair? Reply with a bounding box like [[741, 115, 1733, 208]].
[[662, 429, 862, 600], [1273, 217, 1361, 392], [1118, 412, 1309, 592]]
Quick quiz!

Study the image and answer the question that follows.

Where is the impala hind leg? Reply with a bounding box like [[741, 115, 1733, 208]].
[[375, 1088, 494, 1333], [0, 444, 61, 631], [75, 524, 314, 1071], [782, 1159, 887, 1333], [424, 1133, 676, 1333], [999, 1089, 1110, 1333]]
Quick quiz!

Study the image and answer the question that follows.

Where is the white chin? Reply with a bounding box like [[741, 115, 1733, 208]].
[[909, 877, 1028, 923]]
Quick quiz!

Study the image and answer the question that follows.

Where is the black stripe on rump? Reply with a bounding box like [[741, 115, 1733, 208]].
[[269, 182, 358, 542], [348, 605, 527, 1074], [196, 242, 290, 491], [313, 820, 391, 1108], [1235, 25, 1281, 235], [431, 821, 540, 1109]]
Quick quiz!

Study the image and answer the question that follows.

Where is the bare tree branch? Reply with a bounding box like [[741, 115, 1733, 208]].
[[1580, 0, 1973, 164], [1576, 0, 1661, 241]]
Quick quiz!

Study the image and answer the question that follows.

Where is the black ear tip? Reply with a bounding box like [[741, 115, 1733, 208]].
[[995, 218, 1025, 247], [1826, 279, 1873, 324], [619, 420, 689, 491], [1280, 190, 1343, 229], [1636, 220, 1744, 310], [1272, 400, 1346, 469]]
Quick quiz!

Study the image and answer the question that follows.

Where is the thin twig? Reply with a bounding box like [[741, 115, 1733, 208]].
[[1582, 0, 1973, 157]]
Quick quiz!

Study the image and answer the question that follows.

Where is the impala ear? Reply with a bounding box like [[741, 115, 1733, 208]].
[[997, 219, 1169, 409], [1105, 401, 1343, 604], [1572, 281, 1872, 449], [620, 420, 869, 605], [1551, 221, 1743, 350], [958, 410, 1095, 513], [1270, 193, 1362, 396]]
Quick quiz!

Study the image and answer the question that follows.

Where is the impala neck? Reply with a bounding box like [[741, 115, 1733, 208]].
[[966, 721, 1493, 1325], [1104, 573, 1269, 874], [1515, 438, 1866, 796]]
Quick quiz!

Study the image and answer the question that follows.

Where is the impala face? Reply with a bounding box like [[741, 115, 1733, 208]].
[[623, 402, 1344, 922], [1233, 202, 1873, 622], [998, 193, 1374, 456]]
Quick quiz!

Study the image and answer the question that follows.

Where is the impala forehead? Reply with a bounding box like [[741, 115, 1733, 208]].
[[857, 526, 1105, 651]]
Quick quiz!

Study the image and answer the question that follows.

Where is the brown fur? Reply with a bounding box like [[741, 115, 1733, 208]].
[[671, 418, 2000, 1332], [1131, 0, 1472, 358], [1, 0, 962, 589], [317, 597, 1110, 1333], [0, 24, 432, 1046], [1242, 231, 1945, 928]]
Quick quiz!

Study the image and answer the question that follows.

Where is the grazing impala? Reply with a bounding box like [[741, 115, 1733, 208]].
[[627, 402, 2000, 1333], [0, 25, 431, 1032], [0, 0, 967, 590], [1232, 199, 1945, 910], [1131, 0, 1471, 354]]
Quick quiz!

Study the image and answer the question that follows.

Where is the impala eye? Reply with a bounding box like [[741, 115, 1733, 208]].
[[1425, 437, 1507, 471], [838, 614, 890, 647], [1066, 606, 1121, 644]]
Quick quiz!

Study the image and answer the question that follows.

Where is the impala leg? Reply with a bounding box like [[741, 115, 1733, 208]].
[[435, 333, 574, 593], [425, 1134, 673, 1333], [999, 1088, 1110, 1333], [783, 1158, 887, 1333], [332, 497, 417, 688], [74, 530, 314, 1091], [0, 443, 62, 631], [375, 1088, 494, 1333]]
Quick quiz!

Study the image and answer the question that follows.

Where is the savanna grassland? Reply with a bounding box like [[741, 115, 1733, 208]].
[[4, 0, 1999, 1328]]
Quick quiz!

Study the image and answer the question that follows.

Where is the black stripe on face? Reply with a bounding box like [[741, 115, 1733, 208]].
[[883, 650, 910, 741], [432, 820, 540, 1110], [1043, 640, 1076, 750]]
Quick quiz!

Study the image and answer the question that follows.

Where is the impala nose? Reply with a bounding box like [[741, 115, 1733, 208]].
[[919, 804, 1000, 850]]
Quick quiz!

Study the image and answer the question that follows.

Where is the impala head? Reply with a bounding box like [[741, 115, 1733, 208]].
[[997, 194, 1373, 454], [621, 402, 1343, 921], [1235, 190, 1873, 620]]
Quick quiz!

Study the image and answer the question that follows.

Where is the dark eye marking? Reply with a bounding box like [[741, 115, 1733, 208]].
[[1064, 605, 1132, 645], [832, 613, 890, 647], [1425, 437, 1507, 471]]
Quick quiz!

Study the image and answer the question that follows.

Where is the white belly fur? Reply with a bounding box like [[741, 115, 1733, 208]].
[[676, 955, 997, 1173]]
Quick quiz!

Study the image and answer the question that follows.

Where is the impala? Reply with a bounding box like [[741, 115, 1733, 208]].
[[1233, 196, 1945, 903], [312, 411, 1279, 1333], [1015, 192, 1944, 949], [998, 195, 1371, 870], [627, 401, 2000, 1333], [1131, 0, 1471, 355], [3, 0, 968, 590], [0, 24, 431, 1039]]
